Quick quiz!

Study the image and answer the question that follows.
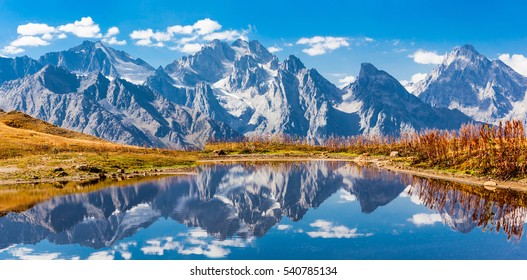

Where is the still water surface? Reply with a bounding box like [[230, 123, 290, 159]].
[[1, 161, 526, 259]]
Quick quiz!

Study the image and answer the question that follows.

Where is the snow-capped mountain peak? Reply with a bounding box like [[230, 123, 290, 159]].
[[39, 41, 155, 84], [415, 44, 527, 124], [443, 44, 489, 68]]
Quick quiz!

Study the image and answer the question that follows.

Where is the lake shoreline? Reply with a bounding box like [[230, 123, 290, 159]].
[[2, 154, 527, 193]]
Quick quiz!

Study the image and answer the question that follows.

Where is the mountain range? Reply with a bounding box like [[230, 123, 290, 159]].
[[1, 40, 525, 149]]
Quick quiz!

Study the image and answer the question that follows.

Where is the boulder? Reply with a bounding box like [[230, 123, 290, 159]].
[[213, 149, 226, 156]]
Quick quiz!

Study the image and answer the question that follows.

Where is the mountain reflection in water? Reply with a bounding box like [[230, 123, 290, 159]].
[[1, 161, 527, 259]]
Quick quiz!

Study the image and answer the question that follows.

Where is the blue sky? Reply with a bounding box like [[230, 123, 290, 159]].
[[1, 0, 526, 86]]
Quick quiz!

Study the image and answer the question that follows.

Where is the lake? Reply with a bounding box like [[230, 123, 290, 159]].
[[1, 160, 526, 260]]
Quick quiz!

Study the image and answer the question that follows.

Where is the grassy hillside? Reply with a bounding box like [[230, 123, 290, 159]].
[[0, 110, 101, 141], [0, 110, 198, 181]]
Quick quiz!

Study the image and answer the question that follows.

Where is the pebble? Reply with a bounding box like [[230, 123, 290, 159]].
[[484, 181, 497, 186]]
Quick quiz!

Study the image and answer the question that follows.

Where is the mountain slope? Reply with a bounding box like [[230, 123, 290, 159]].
[[39, 41, 155, 84], [413, 44, 527, 124], [339, 63, 472, 136], [0, 65, 240, 149], [161, 40, 361, 142], [0, 110, 101, 141]]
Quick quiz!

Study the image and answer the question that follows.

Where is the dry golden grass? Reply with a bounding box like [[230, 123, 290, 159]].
[[205, 135, 329, 155], [0, 111, 100, 141], [0, 111, 198, 180]]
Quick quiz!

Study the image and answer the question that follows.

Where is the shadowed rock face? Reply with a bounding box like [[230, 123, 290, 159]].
[[0, 56, 43, 84], [0, 161, 411, 249]]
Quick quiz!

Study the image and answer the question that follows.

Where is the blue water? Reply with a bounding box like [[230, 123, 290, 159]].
[[1, 161, 526, 260]]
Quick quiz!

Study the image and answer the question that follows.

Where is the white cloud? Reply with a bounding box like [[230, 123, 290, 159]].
[[302, 45, 326, 56], [102, 27, 126, 45], [10, 247, 61, 260], [499, 53, 527, 77], [296, 36, 349, 56], [10, 36, 49, 47], [130, 29, 167, 47], [338, 76, 357, 88], [2, 45, 24, 54], [105, 26, 120, 37], [103, 37, 126, 45], [179, 244, 230, 258], [202, 30, 247, 41], [141, 228, 252, 259], [277, 224, 292, 231], [410, 72, 427, 83], [114, 241, 136, 260], [168, 25, 194, 35], [409, 49, 445, 64], [268, 46, 282, 53], [130, 29, 155, 40], [41, 33, 53, 40], [401, 73, 428, 92], [165, 18, 221, 37], [87, 251, 115, 260], [17, 23, 55, 36], [57, 16, 102, 38], [141, 238, 181, 256], [178, 36, 199, 44], [193, 18, 222, 35], [307, 220, 373, 238], [364, 37, 374, 43], [173, 43, 203, 54], [2, 17, 126, 55], [408, 213, 443, 226], [130, 18, 249, 53]]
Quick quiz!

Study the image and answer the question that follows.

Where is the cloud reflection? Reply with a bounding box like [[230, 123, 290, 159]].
[[307, 220, 373, 238], [408, 213, 443, 226], [10, 247, 61, 260], [141, 228, 252, 258]]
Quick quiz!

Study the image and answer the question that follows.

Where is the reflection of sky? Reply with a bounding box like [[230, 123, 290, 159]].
[[2, 162, 527, 260], [2, 189, 526, 260]]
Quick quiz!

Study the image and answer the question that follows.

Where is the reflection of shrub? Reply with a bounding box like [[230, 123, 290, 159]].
[[409, 177, 527, 241]]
